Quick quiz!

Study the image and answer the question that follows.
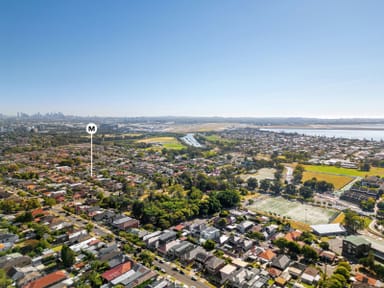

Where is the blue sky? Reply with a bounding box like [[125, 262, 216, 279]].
[[1, 0, 383, 118]]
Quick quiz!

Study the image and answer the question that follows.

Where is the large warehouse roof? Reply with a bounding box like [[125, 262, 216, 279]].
[[311, 223, 346, 235]]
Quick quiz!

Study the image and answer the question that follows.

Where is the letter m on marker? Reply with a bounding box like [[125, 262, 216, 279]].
[[88, 126, 96, 132]]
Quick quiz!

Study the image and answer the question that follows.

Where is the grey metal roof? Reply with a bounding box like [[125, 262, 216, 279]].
[[311, 223, 346, 235]]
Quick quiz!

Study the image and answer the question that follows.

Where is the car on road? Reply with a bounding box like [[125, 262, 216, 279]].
[[191, 276, 197, 281]]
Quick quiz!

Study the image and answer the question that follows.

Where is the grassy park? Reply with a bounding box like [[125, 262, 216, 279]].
[[302, 171, 354, 190], [137, 137, 185, 150], [303, 164, 384, 177]]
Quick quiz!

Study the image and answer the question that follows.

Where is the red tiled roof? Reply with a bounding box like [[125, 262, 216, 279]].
[[173, 224, 184, 231], [101, 261, 132, 281], [259, 249, 276, 261], [89, 239, 101, 246], [74, 262, 86, 269], [268, 267, 282, 278], [23, 270, 67, 288], [355, 273, 377, 286], [31, 208, 46, 217], [285, 230, 302, 241]]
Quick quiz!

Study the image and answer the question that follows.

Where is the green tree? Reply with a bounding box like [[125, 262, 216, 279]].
[[324, 277, 343, 288], [90, 260, 108, 273], [316, 180, 334, 193], [188, 187, 203, 200], [320, 241, 330, 250], [298, 231, 315, 244], [30, 222, 49, 239], [139, 250, 154, 267], [89, 271, 102, 288], [259, 179, 270, 192], [207, 196, 222, 214], [132, 200, 145, 219], [247, 177, 258, 190], [302, 245, 319, 262], [337, 261, 351, 272], [287, 241, 301, 255], [334, 266, 350, 280], [86, 223, 94, 233], [247, 231, 265, 241], [61, 244, 75, 268], [15, 211, 33, 223], [285, 184, 296, 195], [43, 197, 57, 207], [274, 238, 288, 251], [299, 186, 314, 199], [359, 251, 375, 270], [361, 197, 376, 212], [330, 274, 347, 287], [203, 239, 216, 251], [271, 181, 282, 195], [293, 165, 305, 184], [215, 190, 240, 208], [343, 209, 365, 233], [0, 269, 12, 287]]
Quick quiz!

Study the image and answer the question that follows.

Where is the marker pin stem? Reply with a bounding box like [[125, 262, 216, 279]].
[[86, 123, 97, 177], [91, 133, 93, 177]]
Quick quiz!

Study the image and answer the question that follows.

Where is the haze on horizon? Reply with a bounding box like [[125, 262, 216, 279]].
[[1, 1, 384, 118]]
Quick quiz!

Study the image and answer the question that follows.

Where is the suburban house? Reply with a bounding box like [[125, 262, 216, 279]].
[[301, 266, 321, 285], [168, 241, 195, 259], [0, 253, 32, 274], [23, 270, 68, 288], [112, 216, 140, 230], [180, 246, 206, 265], [229, 268, 270, 288], [236, 220, 254, 233], [219, 264, 237, 284], [200, 227, 221, 241], [101, 261, 132, 282], [0, 233, 18, 244], [272, 255, 291, 271], [285, 230, 302, 242], [288, 262, 306, 279], [258, 249, 276, 264], [205, 256, 226, 275], [158, 231, 177, 245]]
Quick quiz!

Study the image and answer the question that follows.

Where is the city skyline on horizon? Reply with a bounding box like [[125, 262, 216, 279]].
[[4, 111, 384, 121], [1, 1, 384, 118]]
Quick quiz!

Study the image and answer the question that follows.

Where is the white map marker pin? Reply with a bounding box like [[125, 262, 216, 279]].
[[86, 123, 97, 177]]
